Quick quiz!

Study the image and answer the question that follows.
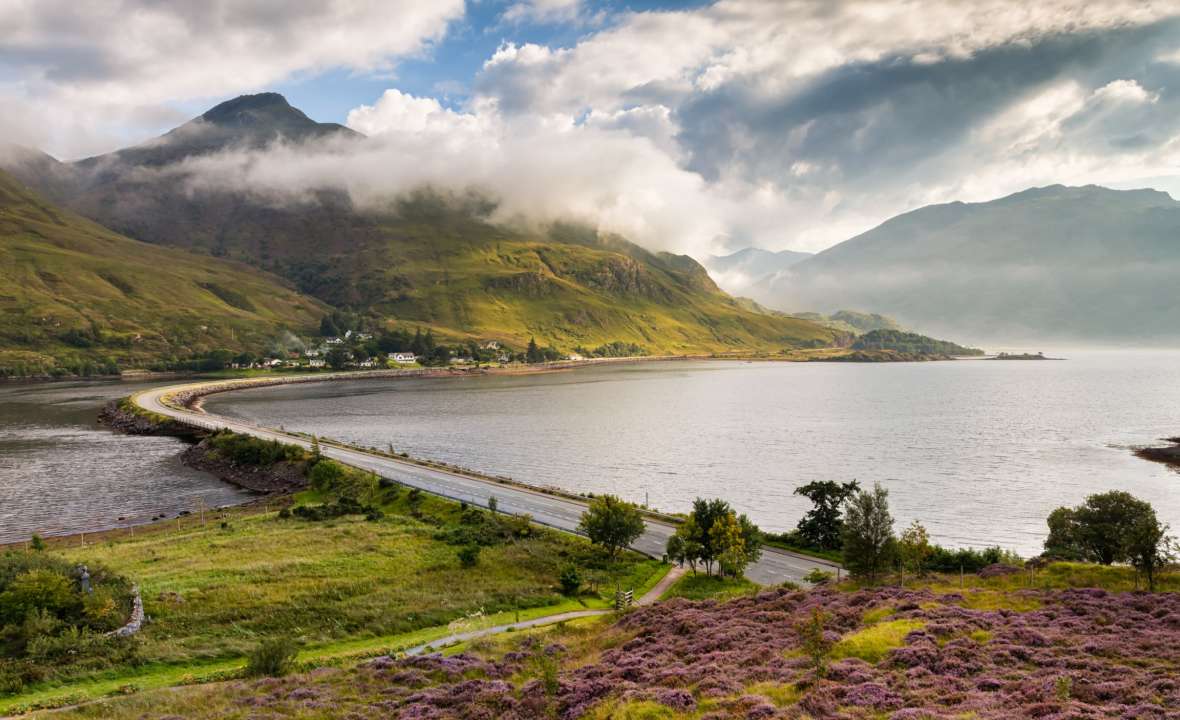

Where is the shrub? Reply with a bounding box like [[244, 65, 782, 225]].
[[458, 545, 481, 568], [209, 431, 304, 467], [245, 637, 300, 677], [558, 565, 582, 596], [803, 568, 834, 585]]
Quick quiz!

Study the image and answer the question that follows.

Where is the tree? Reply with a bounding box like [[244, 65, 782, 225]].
[[666, 517, 704, 574], [410, 328, 426, 356], [712, 512, 748, 577], [897, 520, 931, 580], [325, 347, 351, 370], [578, 494, 645, 559], [689, 498, 732, 575], [841, 482, 896, 581], [319, 315, 340, 337], [793, 480, 860, 551], [1124, 508, 1174, 591], [526, 336, 544, 364], [1045, 491, 1160, 565], [797, 608, 833, 682]]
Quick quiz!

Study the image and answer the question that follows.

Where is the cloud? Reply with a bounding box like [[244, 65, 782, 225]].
[[0, 0, 464, 158], [8, 0, 1180, 266], [502, 0, 583, 25], [164, 88, 734, 258], [469, 1, 1180, 253]]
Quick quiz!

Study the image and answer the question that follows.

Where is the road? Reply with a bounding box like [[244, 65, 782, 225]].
[[134, 377, 840, 585]]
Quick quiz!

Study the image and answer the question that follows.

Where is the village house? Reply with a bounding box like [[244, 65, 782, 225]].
[[391, 352, 417, 364], [308, 358, 325, 368]]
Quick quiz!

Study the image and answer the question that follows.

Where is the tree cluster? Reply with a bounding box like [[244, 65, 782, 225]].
[[1045, 490, 1175, 590], [666, 498, 762, 577]]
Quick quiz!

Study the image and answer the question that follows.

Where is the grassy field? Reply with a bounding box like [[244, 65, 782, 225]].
[[0, 483, 664, 714]]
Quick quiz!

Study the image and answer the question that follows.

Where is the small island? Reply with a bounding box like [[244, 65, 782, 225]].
[[992, 351, 1063, 360]]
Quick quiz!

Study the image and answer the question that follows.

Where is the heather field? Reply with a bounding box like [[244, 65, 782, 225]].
[[44, 581, 1180, 719]]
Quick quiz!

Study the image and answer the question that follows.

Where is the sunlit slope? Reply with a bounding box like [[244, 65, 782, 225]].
[[295, 209, 837, 353], [0, 170, 324, 368]]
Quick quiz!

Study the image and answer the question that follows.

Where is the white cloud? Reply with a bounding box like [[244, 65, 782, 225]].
[[0, 0, 464, 158], [502, 0, 582, 25], [1091, 78, 1159, 104]]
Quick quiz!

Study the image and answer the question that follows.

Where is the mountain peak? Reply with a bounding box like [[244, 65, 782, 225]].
[[200, 92, 307, 128]]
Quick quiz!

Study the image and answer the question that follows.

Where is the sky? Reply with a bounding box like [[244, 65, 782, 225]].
[[3, 0, 1180, 257]]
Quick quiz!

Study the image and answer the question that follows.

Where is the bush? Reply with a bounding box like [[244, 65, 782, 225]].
[[457, 545, 481, 568], [558, 565, 582, 596], [208, 431, 304, 467], [0, 554, 135, 691], [245, 637, 300, 677], [803, 568, 834, 585]]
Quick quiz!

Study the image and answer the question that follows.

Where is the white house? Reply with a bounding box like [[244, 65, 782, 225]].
[[480, 340, 501, 350], [308, 358, 325, 368], [392, 352, 417, 364], [566, 353, 585, 361]]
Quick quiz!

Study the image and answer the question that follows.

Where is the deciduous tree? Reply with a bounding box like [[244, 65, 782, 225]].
[[841, 482, 896, 581], [578, 494, 645, 559]]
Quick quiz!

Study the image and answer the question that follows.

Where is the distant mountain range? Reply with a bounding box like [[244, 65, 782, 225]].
[[706, 247, 812, 287], [717, 185, 1180, 344], [0, 93, 835, 369]]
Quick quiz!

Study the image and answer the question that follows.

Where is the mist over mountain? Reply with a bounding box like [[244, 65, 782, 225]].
[[730, 185, 1180, 345], [1, 93, 835, 356], [705, 248, 812, 293]]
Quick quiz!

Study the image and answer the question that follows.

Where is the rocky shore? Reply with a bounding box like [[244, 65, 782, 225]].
[[180, 439, 308, 494], [100, 398, 307, 494], [98, 399, 203, 438], [1135, 437, 1180, 469]]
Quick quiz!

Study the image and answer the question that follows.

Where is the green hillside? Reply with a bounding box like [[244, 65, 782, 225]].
[[4, 94, 836, 357], [0, 170, 325, 376]]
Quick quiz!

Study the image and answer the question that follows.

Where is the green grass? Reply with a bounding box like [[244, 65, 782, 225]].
[[895, 561, 1180, 595], [0, 169, 325, 374], [0, 486, 663, 712], [831, 618, 926, 663], [660, 573, 758, 601]]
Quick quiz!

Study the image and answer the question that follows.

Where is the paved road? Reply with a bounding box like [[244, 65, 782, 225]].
[[134, 378, 840, 585]]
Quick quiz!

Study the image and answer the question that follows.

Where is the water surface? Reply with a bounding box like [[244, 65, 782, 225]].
[[0, 380, 250, 543], [207, 353, 1180, 556]]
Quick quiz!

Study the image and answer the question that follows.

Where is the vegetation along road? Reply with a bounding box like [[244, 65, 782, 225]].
[[133, 374, 839, 584]]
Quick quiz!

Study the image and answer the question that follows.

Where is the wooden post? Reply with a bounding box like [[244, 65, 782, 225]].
[[960, 564, 964, 589], [80, 532, 85, 548]]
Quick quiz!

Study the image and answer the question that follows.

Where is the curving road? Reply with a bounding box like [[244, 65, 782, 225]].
[[133, 376, 840, 585]]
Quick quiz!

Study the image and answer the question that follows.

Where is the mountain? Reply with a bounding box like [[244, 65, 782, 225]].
[[0, 168, 325, 376], [2, 94, 836, 356], [705, 247, 812, 292], [79, 92, 359, 171], [791, 310, 902, 336], [749, 185, 1180, 343]]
